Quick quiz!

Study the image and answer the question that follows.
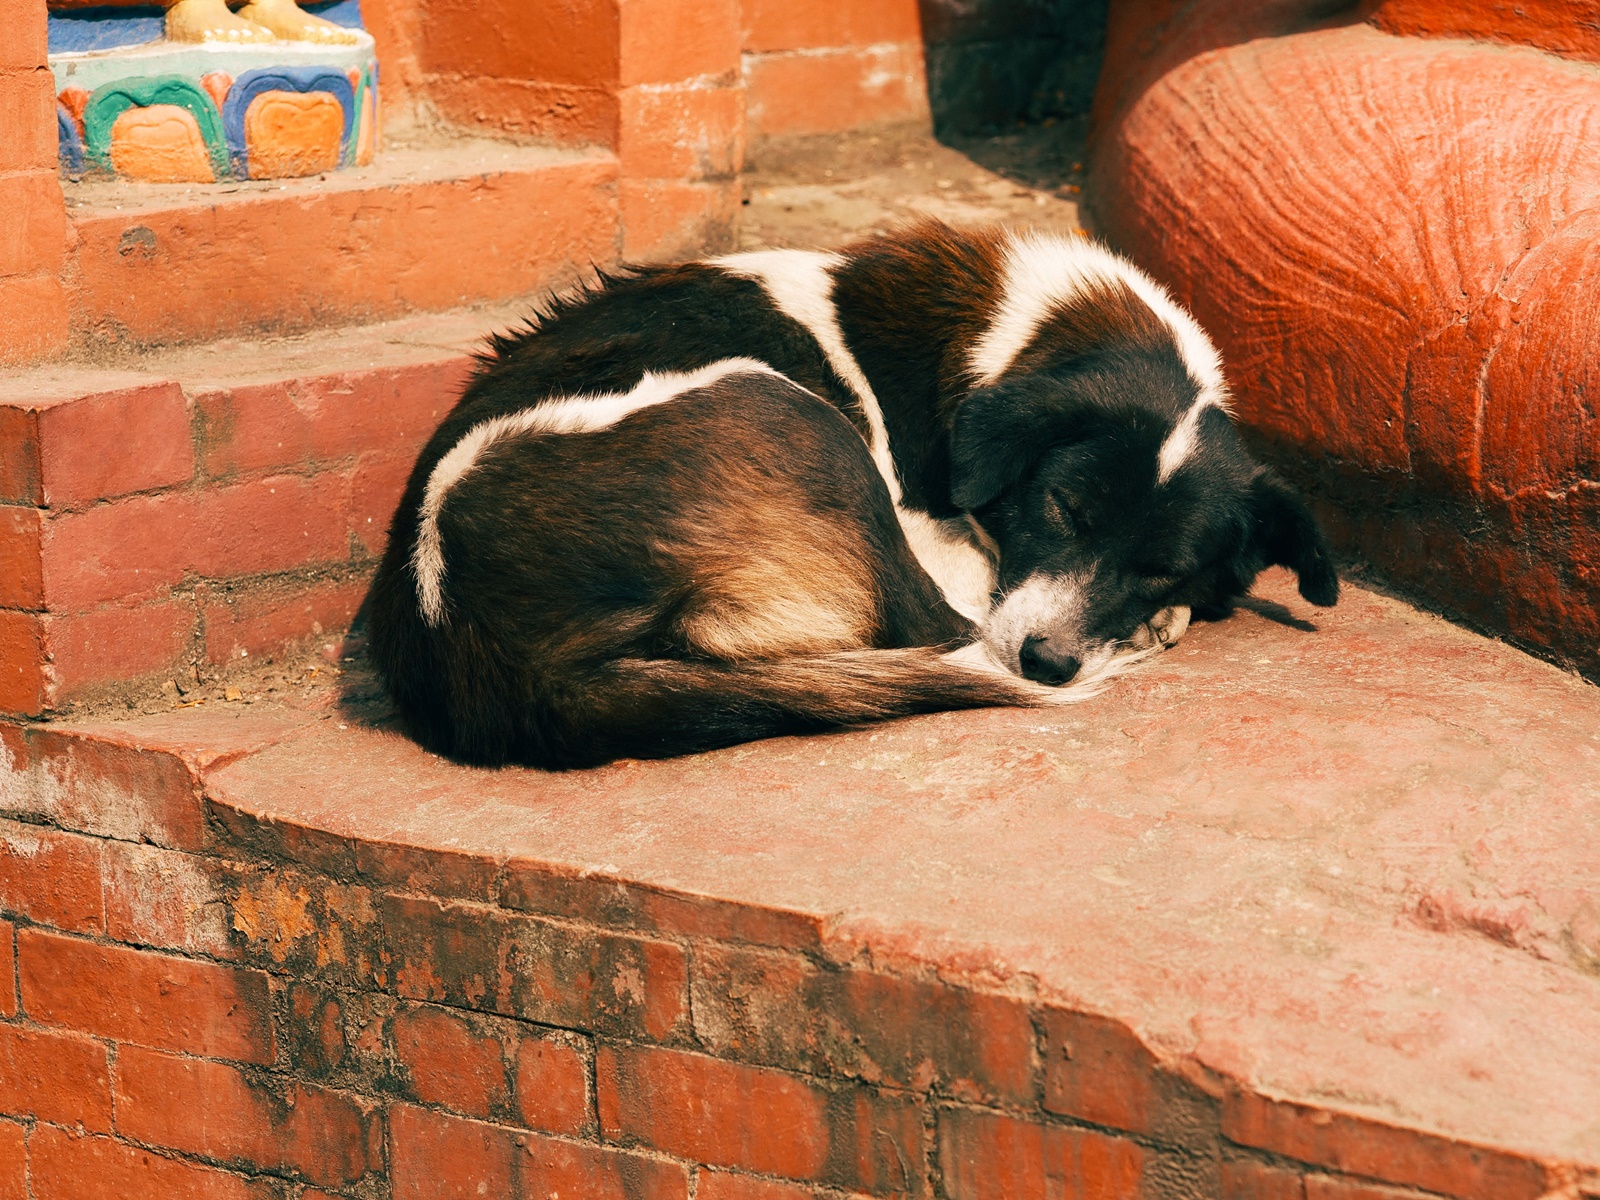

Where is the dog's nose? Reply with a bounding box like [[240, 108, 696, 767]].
[[1018, 637, 1081, 685]]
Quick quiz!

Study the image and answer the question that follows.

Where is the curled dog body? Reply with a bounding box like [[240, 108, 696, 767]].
[[367, 221, 1338, 767]]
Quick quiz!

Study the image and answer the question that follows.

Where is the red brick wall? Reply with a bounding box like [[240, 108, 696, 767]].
[[364, 0, 746, 260], [0, 0, 67, 365], [740, 0, 930, 139], [0, 356, 475, 715], [0, 722, 1554, 1200]]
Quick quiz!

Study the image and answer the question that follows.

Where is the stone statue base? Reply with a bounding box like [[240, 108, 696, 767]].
[[51, 4, 377, 182]]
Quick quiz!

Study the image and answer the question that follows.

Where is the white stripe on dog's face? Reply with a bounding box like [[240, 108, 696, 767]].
[[968, 230, 1229, 400], [1157, 394, 1226, 482], [413, 357, 782, 627]]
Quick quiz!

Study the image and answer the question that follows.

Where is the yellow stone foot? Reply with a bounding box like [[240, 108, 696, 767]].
[[236, 0, 360, 44], [166, 0, 276, 43]]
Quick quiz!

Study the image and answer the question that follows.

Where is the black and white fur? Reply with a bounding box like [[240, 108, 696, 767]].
[[367, 221, 1338, 768]]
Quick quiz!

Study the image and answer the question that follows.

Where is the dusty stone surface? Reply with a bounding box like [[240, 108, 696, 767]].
[[739, 123, 1090, 249], [54, 570, 1600, 1174]]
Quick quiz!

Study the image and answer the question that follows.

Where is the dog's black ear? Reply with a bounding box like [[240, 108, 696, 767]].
[[1249, 469, 1339, 606], [949, 380, 1059, 510]]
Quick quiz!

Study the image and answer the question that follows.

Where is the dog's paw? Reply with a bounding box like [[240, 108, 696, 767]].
[[1126, 605, 1191, 652]]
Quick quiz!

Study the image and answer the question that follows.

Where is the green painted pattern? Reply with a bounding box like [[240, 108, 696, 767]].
[[345, 67, 365, 168], [84, 74, 230, 179]]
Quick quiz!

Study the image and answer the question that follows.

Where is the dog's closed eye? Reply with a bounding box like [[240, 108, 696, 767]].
[[1048, 490, 1088, 532]]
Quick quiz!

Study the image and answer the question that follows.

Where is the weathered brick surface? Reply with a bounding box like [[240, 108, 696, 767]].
[[697, 1172, 855, 1200], [44, 598, 197, 704], [199, 574, 368, 666], [101, 840, 238, 959], [0, 1023, 113, 1131], [1222, 1093, 1548, 1200], [500, 865, 823, 950], [743, 44, 928, 139], [28, 1125, 281, 1200], [18, 928, 275, 1062], [30, 381, 194, 508], [43, 472, 351, 610], [0, 819, 105, 934], [356, 840, 499, 901], [620, 177, 740, 262], [514, 1031, 591, 1136], [345, 448, 415, 557], [692, 942, 1036, 1104], [0, 505, 42, 610], [0, 169, 67, 282], [392, 1001, 590, 1134], [0, 727, 208, 849], [1222, 1159, 1307, 1200], [597, 1042, 925, 1195], [279, 983, 403, 1097], [0, 610, 44, 714], [5, 652, 1591, 1200], [191, 358, 468, 482], [114, 1046, 380, 1188], [0, 919, 13, 1017], [390, 1104, 691, 1200], [383, 895, 688, 1040], [0, 1118, 22, 1200], [618, 83, 745, 180], [1305, 1174, 1443, 1200], [0, 405, 42, 505], [742, 0, 921, 53], [0, 0, 47, 70], [68, 155, 619, 347], [227, 867, 382, 988], [620, 0, 741, 86], [939, 1106, 1147, 1200], [0, 273, 68, 367], [0, 69, 56, 174], [1043, 1008, 1217, 1150]]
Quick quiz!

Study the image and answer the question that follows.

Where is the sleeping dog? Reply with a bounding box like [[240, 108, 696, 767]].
[[367, 221, 1338, 768]]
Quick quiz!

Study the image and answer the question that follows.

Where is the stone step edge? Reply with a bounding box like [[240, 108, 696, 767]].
[[0, 305, 524, 715], [61, 143, 627, 352]]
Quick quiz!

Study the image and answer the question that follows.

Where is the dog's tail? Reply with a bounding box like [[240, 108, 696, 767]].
[[527, 642, 1142, 769]]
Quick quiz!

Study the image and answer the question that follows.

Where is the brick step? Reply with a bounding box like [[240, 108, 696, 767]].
[[0, 305, 515, 715], [61, 137, 618, 350], [0, 570, 1596, 1199]]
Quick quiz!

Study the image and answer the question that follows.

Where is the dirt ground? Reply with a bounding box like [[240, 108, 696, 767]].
[[738, 119, 1091, 249]]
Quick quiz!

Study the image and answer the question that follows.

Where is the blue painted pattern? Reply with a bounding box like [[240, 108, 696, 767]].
[[223, 65, 354, 177], [57, 104, 86, 173], [48, 7, 165, 54]]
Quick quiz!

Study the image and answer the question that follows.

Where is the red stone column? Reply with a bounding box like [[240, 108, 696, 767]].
[[740, 0, 927, 139], [617, 0, 744, 261], [1086, 0, 1600, 678], [0, 0, 68, 365], [401, 0, 745, 262]]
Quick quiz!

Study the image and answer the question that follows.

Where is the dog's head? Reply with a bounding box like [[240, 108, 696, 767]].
[[951, 349, 1338, 685]]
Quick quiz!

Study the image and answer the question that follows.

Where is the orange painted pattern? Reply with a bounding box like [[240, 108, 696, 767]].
[[243, 90, 342, 178], [107, 105, 214, 183]]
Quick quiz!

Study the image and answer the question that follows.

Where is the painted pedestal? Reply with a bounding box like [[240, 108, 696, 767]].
[[50, 2, 378, 182]]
